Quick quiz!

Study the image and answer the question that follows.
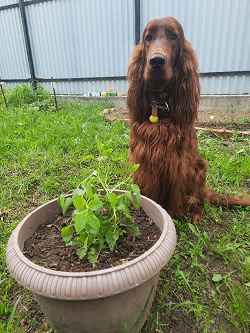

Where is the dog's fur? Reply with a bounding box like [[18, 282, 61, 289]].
[[127, 16, 249, 224]]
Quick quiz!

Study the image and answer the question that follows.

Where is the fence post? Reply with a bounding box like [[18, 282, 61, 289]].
[[0, 80, 8, 108], [51, 77, 58, 111], [19, 0, 37, 89], [135, 0, 140, 45]]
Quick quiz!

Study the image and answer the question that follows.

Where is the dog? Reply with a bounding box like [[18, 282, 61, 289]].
[[127, 16, 249, 224]]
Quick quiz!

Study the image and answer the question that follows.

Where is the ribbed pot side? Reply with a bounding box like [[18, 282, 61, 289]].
[[6, 191, 177, 333]]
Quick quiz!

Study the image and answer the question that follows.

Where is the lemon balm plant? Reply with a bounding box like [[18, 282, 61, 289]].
[[58, 142, 141, 265]]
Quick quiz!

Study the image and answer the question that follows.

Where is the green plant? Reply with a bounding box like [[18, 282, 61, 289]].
[[0, 84, 52, 108], [176, 269, 208, 322], [58, 142, 141, 265]]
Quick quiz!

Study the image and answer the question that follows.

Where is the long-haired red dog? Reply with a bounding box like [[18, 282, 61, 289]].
[[127, 16, 249, 224]]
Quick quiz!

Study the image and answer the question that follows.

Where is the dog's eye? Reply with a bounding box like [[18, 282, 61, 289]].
[[145, 34, 153, 42], [170, 34, 178, 40]]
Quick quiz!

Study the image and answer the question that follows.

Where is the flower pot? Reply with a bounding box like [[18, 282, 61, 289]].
[[6, 191, 176, 333]]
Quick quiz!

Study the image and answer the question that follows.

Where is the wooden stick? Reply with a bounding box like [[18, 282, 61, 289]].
[[0, 81, 8, 108], [51, 77, 58, 111]]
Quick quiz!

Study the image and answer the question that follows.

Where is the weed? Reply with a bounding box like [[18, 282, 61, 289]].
[[0, 295, 23, 332], [0, 84, 52, 108]]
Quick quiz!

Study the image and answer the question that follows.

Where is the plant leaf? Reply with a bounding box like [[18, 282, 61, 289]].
[[87, 247, 99, 265], [63, 197, 73, 214], [58, 194, 65, 209], [132, 184, 141, 203], [72, 188, 85, 196], [97, 155, 108, 162], [212, 274, 223, 282], [203, 231, 211, 247], [82, 154, 94, 161], [105, 192, 118, 206], [125, 191, 140, 209], [61, 226, 73, 243], [102, 148, 112, 157], [115, 168, 130, 174], [86, 214, 100, 233], [105, 230, 119, 251], [58, 195, 73, 214], [83, 181, 96, 199], [75, 213, 87, 233], [128, 224, 141, 236], [79, 233, 88, 247], [245, 256, 250, 265], [112, 157, 124, 162], [117, 198, 130, 213], [72, 194, 87, 211], [130, 163, 140, 172], [88, 198, 104, 211], [98, 141, 104, 152], [77, 247, 87, 260]]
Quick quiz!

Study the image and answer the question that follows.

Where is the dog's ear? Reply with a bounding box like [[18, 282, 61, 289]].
[[171, 39, 200, 125], [127, 42, 144, 83], [127, 43, 147, 123]]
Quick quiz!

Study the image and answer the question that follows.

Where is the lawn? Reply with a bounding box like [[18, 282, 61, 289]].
[[0, 85, 249, 332]]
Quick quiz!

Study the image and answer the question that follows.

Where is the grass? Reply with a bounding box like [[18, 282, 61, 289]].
[[0, 85, 249, 332]]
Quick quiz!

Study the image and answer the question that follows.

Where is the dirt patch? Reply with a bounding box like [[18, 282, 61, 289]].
[[100, 108, 250, 132], [196, 109, 249, 132], [23, 206, 161, 272], [197, 109, 250, 125], [195, 121, 249, 131], [144, 267, 238, 333], [7, 284, 51, 333]]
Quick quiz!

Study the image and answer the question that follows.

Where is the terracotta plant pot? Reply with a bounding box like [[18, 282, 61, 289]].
[[6, 191, 176, 333]]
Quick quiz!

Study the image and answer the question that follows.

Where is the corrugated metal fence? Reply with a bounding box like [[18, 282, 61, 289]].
[[0, 0, 249, 95]]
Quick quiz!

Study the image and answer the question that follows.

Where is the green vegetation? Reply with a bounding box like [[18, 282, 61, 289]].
[[59, 144, 141, 265], [0, 85, 249, 332]]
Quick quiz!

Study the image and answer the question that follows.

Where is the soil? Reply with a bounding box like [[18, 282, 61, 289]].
[[195, 121, 249, 131], [101, 108, 250, 132], [23, 206, 161, 272], [196, 110, 250, 131]]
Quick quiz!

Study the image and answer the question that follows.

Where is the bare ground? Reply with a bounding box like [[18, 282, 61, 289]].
[[101, 108, 250, 132]]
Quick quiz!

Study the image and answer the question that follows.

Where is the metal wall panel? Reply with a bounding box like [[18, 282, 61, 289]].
[[0, 0, 18, 6], [140, 0, 250, 94], [0, 6, 30, 80], [24, 0, 134, 94], [140, 0, 250, 72], [200, 75, 249, 95], [0, 0, 249, 95]]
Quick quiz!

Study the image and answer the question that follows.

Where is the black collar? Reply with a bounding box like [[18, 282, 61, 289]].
[[147, 99, 169, 111]]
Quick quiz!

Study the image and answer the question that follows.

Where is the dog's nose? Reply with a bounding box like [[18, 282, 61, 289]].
[[149, 54, 166, 69]]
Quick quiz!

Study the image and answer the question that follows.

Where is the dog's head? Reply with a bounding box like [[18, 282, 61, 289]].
[[142, 17, 185, 90], [127, 16, 200, 125]]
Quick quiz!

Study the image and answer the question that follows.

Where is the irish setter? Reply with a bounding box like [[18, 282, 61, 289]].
[[127, 16, 250, 224]]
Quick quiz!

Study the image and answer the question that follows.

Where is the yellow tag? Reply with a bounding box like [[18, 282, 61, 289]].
[[149, 115, 159, 123]]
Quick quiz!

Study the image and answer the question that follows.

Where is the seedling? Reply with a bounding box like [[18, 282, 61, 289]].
[[58, 142, 141, 265]]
